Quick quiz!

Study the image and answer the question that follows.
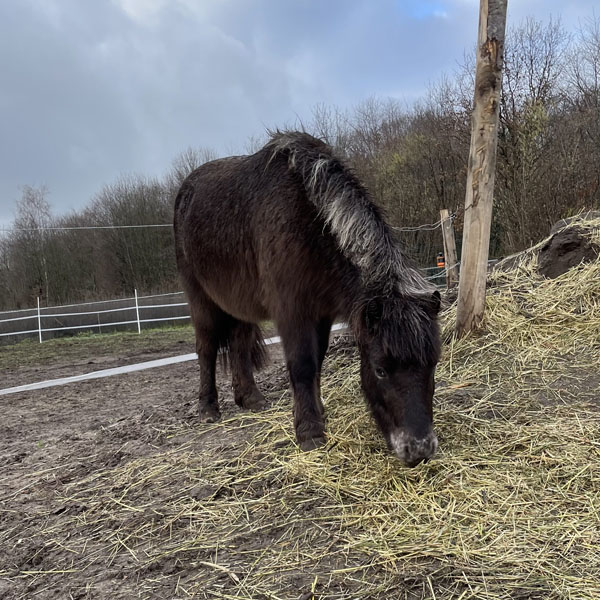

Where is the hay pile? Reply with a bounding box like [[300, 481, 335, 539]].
[[26, 224, 600, 599]]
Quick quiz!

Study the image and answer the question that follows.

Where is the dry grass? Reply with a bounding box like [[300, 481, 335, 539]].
[[0, 324, 196, 370], [5, 222, 600, 599]]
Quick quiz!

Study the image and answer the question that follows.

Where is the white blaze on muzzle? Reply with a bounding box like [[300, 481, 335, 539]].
[[389, 429, 438, 465]]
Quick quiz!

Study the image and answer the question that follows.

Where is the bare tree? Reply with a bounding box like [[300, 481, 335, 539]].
[[310, 103, 353, 155], [568, 14, 600, 106], [2, 13, 600, 311], [164, 146, 217, 204], [496, 17, 570, 250], [89, 175, 176, 295], [9, 186, 53, 305]]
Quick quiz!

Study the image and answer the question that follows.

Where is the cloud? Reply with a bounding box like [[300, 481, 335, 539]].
[[0, 0, 598, 224], [112, 0, 170, 24]]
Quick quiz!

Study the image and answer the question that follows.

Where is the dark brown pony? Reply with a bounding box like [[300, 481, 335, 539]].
[[174, 131, 441, 467]]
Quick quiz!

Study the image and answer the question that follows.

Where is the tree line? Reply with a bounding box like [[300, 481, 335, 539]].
[[1, 15, 598, 310]]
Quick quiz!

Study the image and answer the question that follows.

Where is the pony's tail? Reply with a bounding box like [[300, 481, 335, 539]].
[[218, 322, 268, 372], [265, 131, 432, 294]]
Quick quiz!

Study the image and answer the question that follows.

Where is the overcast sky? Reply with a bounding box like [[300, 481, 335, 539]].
[[0, 0, 597, 226]]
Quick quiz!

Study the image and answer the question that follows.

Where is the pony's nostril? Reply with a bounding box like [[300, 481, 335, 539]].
[[390, 430, 437, 465]]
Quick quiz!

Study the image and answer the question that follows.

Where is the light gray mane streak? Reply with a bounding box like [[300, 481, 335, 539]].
[[267, 131, 435, 298]]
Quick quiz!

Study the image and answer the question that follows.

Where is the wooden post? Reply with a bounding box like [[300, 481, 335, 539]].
[[440, 209, 458, 289], [37, 296, 43, 344], [456, 0, 507, 336], [134, 289, 141, 334]]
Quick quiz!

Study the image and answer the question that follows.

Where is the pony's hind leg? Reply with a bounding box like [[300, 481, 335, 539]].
[[229, 321, 267, 411], [186, 287, 227, 423], [279, 320, 325, 451]]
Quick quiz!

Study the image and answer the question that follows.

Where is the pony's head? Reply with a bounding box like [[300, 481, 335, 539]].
[[354, 289, 441, 467]]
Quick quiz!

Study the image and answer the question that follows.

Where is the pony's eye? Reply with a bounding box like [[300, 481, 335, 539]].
[[375, 367, 387, 379]]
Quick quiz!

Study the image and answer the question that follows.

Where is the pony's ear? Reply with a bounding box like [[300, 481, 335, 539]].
[[428, 290, 441, 316], [364, 299, 382, 334]]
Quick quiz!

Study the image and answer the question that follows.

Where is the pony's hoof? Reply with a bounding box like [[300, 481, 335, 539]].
[[299, 436, 326, 451], [199, 402, 221, 423], [237, 389, 267, 412]]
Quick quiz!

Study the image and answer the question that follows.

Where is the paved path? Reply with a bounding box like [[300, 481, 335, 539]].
[[0, 324, 347, 396]]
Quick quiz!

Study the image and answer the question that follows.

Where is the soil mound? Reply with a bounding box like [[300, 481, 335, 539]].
[[493, 214, 600, 278], [538, 224, 600, 278]]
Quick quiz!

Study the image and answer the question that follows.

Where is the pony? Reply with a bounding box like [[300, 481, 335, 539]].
[[174, 131, 441, 466]]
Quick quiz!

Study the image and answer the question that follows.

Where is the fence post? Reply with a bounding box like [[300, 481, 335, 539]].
[[37, 296, 43, 343], [134, 289, 141, 334], [456, 0, 507, 336], [440, 209, 459, 289]]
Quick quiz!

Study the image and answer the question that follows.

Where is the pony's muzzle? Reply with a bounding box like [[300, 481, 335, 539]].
[[390, 430, 438, 467]]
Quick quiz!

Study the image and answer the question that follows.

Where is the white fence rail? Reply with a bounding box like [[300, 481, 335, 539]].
[[0, 291, 190, 343], [0, 260, 499, 344]]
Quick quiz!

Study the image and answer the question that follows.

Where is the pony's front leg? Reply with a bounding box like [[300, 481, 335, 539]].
[[280, 322, 325, 451]]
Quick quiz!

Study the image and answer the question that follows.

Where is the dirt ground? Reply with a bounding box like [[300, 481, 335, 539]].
[[1, 317, 599, 599], [0, 328, 375, 600], [4, 227, 600, 599]]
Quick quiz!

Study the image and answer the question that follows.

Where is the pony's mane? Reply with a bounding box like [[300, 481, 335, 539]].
[[264, 131, 436, 297], [351, 290, 441, 366], [265, 131, 440, 365]]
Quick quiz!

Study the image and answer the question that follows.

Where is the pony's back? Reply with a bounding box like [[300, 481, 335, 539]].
[[173, 141, 353, 325]]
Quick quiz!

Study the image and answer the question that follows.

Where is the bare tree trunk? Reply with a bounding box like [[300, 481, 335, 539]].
[[456, 0, 508, 336]]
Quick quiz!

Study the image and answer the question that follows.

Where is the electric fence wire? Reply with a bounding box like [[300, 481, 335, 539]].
[[2, 213, 457, 233]]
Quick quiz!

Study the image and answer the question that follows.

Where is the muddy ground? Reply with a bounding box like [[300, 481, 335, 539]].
[[1, 328, 376, 600], [2, 322, 599, 600]]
